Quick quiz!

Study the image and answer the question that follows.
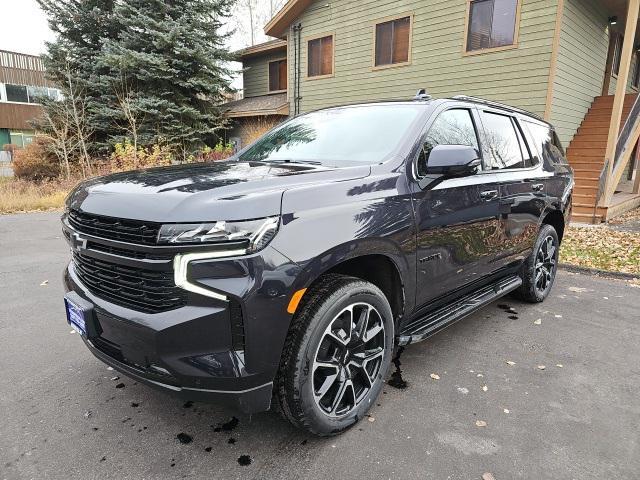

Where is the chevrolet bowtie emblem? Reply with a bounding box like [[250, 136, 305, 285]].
[[71, 232, 88, 252]]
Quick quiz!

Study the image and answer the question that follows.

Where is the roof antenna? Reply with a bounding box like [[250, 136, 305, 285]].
[[414, 89, 432, 101]]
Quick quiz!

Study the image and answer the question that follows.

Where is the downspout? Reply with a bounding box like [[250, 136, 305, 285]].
[[293, 23, 302, 115]]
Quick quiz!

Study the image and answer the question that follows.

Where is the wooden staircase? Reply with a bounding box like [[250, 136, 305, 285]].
[[566, 94, 637, 223]]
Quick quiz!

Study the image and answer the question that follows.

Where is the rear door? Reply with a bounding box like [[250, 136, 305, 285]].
[[476, 109, 548, 268], [410, 105, 504, 308]]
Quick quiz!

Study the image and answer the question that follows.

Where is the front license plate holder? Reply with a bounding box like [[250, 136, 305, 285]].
[[64, 292, 99, 338]]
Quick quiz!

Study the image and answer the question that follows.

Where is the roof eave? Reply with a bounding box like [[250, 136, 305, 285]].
[[264, 0, 313, 38]]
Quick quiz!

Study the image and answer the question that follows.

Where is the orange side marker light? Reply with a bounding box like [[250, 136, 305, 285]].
[[287, 288, 307, 314]]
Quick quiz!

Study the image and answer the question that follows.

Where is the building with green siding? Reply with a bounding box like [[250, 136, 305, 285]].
[[228, 0, 640, 221]]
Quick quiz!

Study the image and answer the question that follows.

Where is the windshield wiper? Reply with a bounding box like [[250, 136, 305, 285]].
[[259, 159, 324, 166]]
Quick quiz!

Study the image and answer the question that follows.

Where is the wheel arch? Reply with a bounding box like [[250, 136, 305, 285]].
[[541, 209, 566, 244]]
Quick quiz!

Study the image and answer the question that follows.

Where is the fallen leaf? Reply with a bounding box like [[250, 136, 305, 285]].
[[482, 385, 488, 392], [503, 408, 510, 414], [534, 319, 542, 325], [603, 297, 609, 300], [506, 360, 516, 366], [367, 416, 375, 423], [555, 364, 563, 368], [482, 473, 496, 480], [457, 387, 469, 395], [477, 373, 484, 378], [538, 365, 546, 370], [69, 330, 76, 334], [430, 373, 440, 380], [83, 410, 92, 418], [40, 280, 49, 286], [107, 367, 114, 371], [568, 287, 588, 293], [475, 420, 487, 427], [110, 376, 120, 381], [554, 315, 563, 319]]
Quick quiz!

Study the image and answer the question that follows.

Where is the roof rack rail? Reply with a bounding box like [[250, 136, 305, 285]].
[[451, 95, 545, 121]]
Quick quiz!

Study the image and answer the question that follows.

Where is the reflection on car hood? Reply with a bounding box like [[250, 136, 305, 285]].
[[67, 160, 372, 222]]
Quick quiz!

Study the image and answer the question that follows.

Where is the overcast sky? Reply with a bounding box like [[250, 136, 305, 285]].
[[0, 0, 54, 55]]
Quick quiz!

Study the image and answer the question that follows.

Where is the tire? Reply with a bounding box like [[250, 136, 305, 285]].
[[514, 224, 560, 303], [275, 274, 394, 436]]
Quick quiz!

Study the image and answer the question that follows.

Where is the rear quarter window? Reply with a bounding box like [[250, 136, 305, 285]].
[[523, 120, 567, 166]]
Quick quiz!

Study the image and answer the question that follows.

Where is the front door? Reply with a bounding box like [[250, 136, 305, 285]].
[[410, 107, 504, 309]]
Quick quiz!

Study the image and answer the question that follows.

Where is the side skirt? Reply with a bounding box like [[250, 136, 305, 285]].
[[397, 275, 522, 346]]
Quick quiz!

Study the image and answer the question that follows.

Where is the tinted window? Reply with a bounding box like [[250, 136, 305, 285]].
[[239, 104, 423, 166], [308, 36, 333, 77], [524, 121, 567, 165], [375, 16, 411, 66], [467, 0, 518, 52], [269, 59, 287, 91], [6, 84, 28, 103], [481, 112, 526, 169], [418, 109, 480, 176]]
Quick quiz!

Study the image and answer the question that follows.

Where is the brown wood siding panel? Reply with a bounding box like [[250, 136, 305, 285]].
[[288, 0, 557, 116], [0, 50, 52, 88], [0, 103, 43, 130]]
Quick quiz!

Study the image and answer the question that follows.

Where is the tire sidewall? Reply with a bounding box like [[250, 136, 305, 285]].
[[530, 224, 560, 301], [295, 283, 394, 435]]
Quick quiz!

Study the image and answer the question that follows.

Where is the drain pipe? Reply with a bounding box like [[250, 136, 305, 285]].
[[292, 23, 302, 116]]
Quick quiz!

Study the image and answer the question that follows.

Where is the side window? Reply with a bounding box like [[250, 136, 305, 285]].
[[481, 111, 526, 170], [524, 120, 567, 165], [417, 109, 480, 176], [513, 118, 534, 167]]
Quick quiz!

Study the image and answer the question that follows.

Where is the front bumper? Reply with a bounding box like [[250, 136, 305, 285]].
[[62, 216, 302, 414]]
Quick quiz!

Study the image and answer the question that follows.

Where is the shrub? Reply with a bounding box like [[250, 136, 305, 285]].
[[109, 141, 174, 172], [12, 137, 60, 181], [196, 142, 234, 162]]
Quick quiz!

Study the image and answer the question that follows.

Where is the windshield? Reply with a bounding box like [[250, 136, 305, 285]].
[[238, 104, 424, 166]]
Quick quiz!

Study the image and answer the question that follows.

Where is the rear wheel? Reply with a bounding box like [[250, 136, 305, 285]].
[[515, 224, 559, 303], [275, 274, 394, 436]]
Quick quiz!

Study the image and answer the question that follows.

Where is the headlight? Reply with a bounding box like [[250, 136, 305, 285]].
[[157, 217, 279, 252]]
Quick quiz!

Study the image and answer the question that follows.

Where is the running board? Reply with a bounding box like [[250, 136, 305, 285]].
[[398, 275, 522, 346]]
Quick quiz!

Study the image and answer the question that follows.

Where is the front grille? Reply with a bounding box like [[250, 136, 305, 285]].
[[73, 253, 187, 313], [68, 209, 161, 245], [87, 241, 173, 261]]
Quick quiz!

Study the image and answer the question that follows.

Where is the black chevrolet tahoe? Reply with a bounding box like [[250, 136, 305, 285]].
[[62, 94, 573, 436]]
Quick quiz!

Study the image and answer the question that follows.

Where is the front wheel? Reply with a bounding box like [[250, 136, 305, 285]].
[[514, 224, 560, 303], [275, 274, 394, 436]]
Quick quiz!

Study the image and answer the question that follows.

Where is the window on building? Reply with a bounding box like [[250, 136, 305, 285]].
[[375, 16, 411, 67], [269, 59, 288, 92], [308, 35, 334, 77], [6, 84, 29, 103], [418, 109, 480, 176], [466, 0, 519, 52], [481, 111, 527, 169]]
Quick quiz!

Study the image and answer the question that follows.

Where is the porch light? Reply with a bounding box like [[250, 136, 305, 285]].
[[609, 16, 618, 25]]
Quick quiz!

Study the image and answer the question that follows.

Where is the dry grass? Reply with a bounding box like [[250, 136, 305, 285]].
[[0, 177, 73, 214]]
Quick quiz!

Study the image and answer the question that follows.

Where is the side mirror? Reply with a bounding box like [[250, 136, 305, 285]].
[[425, 145, 481, 177]]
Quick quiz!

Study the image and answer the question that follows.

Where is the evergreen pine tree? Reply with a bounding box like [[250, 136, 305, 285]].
[[38, 0, 235, 155]]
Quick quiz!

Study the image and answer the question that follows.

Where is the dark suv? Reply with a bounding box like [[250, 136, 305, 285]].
[[62, 94, 573, 436]]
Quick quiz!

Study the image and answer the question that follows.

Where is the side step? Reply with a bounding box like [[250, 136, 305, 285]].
[[397, 275, 522, 346]]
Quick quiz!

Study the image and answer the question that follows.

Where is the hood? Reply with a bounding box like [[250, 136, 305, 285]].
[[67, 160, 371, 222]]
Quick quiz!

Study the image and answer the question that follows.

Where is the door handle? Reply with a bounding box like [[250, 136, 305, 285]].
[[480, 190, 498, 201], [532, 183, 545, 192]]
